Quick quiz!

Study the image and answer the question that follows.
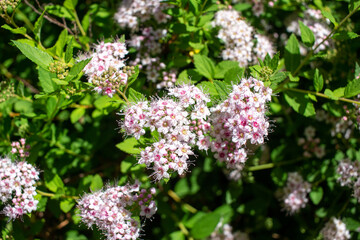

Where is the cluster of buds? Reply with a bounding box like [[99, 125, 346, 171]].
[[0, 0, 20, 13], [77, 180, 157, 240], [0, 156, 39, 220], [320, 217, 350, 240], [82, 40, 129, 97], [49, 61, 69, 80], [210, 77, 272, 172], [297, 126, 325, 159], [11, 138, 30, 159], [122, 85, 211, 181], [277, 172, 311, 215], [0, 81, 15, 103], [156, 70, 177, 89], [91, 67, 128, 98]]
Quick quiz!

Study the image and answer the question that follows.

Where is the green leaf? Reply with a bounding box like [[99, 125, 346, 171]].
[[193, 54, 215, 80], [284, 91, 316, 117], [127, 65, 140, 88], [233, 3, 252, 11], [213, 205, 233, 224], [128, 88, 145, 102], [60, 199, 75, 213], [177, 69, 202, 85], [332, 31, 359, 40], [45, 5, 74, 20], [65, 58, 91, 81], [38, 67, 58, 93], [299, 21, 315, 47], [324, 89, 339, 100], [213, 80, 231, 100], [349, 0, 360, 12], [343, 218, 360, 231], [355, 62, 360, 78], [46, 96, 58, 119], [196, 81, 218, 96], [116, 137, 143, 154], [1, 24, 26, 35], [344, 78, 360, 97], [191, 212, 221, 239], [33, 11, 45, 41], [309, 186, 323, 205], [313, 69, 324, 92], [224, 67, 244, 85], [270, 72, 287, 85], [269, 52, 280, 71], [12, 40, 53, 69], [189, 0, 199, 14], [321, 10, 338, 26], [90, 174, 103, 191], [214, 60, 240, 79], [70, 108, 85, 123], [44, 173, 64, 193], [64, 0, 78, 10], [284, 34, 300, 73], [65, 37, 74, 63]]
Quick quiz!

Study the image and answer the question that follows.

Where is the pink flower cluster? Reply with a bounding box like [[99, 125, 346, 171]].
[[212, 10, 275, 67], [11, 138, 30, 159], [278, 172, 311, 215], [336, 159, 360, 202], [115, 0, 170, 31], [320, 217, 350, 240], [77, 180, 157, 240], [210, 222, 249, 240], [82, 40, 128, 97], [297, 126, 325, 159], [210, 77, 271, 171], [0, 156, 39, 220], [122, 85, 211, 180]]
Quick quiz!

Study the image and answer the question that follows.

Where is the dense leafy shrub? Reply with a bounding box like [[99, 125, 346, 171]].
[[1, 0, 360, 239]]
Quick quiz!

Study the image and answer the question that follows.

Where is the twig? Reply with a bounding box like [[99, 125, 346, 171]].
[[23, 0, 75, 35]]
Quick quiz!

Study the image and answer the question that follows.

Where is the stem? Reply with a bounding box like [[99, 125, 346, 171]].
[[284, 87, 360, 105], [116, 89, 130, 104], [72, 9, 90, 51], [36, 190, 79, 199], [248, 157, 304, 171], [168, 190, 198, 214], [277, 4, 360, 90]]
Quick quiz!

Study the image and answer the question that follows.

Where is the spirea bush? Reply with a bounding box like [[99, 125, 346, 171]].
[[1, 0, 360, 239]]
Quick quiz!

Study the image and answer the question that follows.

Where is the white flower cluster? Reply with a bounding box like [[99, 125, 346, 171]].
[[122, 85, 211, 181], [336, 159, 360, 202], [77, 180, 157, 240], [278, 172, 311, 215], [114, 0, 170, 31], [0, 156, 39, 220], [210, 223, 249, 240], [286, 9, 332, 53], [297, 126, 325, 159], [129, 27, 177, 88], [213, 10, 275, 67], [82, 40, 129, 97], [210, 77, 272, 171], [321, 217, 350, 240]]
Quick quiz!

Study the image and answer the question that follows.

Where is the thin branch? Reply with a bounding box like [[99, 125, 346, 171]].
[[23, 0, 74, 35]]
